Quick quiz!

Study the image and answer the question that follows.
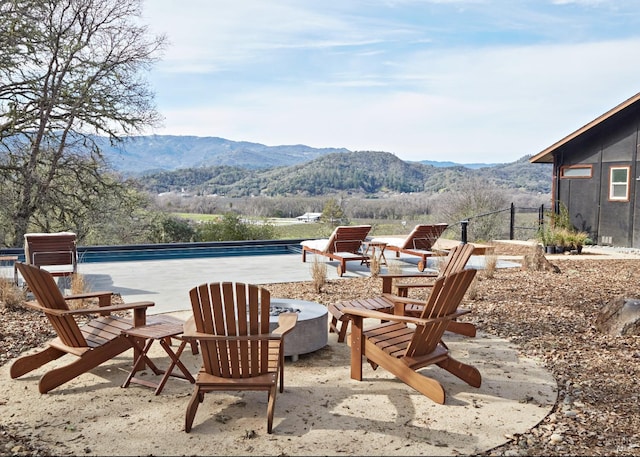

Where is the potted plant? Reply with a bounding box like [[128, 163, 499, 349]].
[[572, 231, 589, 254], [537, 226, 556, 254], [564, 231, 578, 254], [552, 228, 567, 253]]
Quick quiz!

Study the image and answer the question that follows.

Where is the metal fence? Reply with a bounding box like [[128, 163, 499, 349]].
[[456, 203, 544, 243]]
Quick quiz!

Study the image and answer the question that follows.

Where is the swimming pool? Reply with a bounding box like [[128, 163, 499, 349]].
[[0, 239, 305, 263]]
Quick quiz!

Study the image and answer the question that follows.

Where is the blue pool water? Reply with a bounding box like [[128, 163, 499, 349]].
[[1, 239, 304, 264]]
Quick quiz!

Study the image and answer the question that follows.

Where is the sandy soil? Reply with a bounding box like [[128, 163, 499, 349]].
[[2, 242, 640, 456], [1, 325, 555, 456]]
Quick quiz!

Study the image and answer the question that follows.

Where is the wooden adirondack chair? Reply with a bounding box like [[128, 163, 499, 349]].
[[344, 269, 481, 404], [327, 244, 476, 342], [183, 282, 298, 434], [379, 243, 477, 337], [11, 262, 155, 394], [300, 225, 371, 276]]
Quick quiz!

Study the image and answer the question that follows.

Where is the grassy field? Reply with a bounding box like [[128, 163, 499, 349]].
[[173, 212, 221, 222], [171, 212, 541, 242], [172, 212, 457, 240]]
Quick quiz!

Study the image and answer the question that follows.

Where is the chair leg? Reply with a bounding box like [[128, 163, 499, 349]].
[[10, 346, 65, 379], [437, 356, 482, 388], [185, 386, 202, 433], [329, 315, 338, 334], [266, 385, 277, 434], [337, 319, 349, 343], [38, 339, 131, 393]]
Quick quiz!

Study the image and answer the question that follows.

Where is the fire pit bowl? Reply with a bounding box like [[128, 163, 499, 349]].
[[269, 298, 328, 361]]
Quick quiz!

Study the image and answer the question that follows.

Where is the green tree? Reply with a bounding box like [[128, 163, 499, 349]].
[[0, 0, 166, 247], [196, 213, 275, 242], [149, 216, 197, 244], [320, 197, 348, 227]]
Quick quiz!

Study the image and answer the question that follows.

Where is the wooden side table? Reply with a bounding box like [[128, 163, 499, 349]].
[[121, 321, 196, 395], [361, 241, 388, 267]]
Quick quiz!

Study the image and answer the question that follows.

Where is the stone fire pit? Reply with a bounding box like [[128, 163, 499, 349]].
[[269, 298, 328, 361]]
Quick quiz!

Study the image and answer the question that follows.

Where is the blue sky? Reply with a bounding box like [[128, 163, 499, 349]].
[[141, 0, 640, 164]]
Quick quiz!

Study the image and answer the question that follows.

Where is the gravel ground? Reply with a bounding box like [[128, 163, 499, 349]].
[[2, 243, 640, 456]]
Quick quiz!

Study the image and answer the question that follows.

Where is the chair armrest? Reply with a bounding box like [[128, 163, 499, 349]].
[[38, 301, 155, 316], [68, 301, 154, 315], [343, 306, 467, 326], [63, 291, 113, 301], [272, 312, 298, 336], [343, 307, 420, 324], [379, 273, 438, 280], [395, 281, 436, 289], [63, 291, 113, 308], [381, 293, 430, 306], [20, 300, 48, 313]]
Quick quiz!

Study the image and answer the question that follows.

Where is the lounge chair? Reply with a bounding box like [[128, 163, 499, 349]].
[[23, 231, 78, 281], [301, 225, 371, 276], [370, 223, 449, 271], [183, 281, 298, 434], [11, 262, 155, 394], [344, 269, 481, 404]]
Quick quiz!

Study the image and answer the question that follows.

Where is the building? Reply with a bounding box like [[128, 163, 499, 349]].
[[296, 212, 322, 223], [530, 92, 640, 248]]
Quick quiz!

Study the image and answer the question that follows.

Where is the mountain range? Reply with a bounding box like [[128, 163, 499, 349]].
[[98, 135, 500, 173], [102, 136, 552, 197]]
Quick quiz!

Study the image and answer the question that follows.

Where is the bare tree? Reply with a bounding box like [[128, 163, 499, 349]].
[[433, 177, 509, 242], [0, 0, 166, 246]]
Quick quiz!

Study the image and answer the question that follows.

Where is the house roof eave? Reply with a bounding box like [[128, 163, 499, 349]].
[[529, 91, 640, 164]]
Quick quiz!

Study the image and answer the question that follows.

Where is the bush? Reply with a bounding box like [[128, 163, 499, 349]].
[[195, 213, 275, 242]]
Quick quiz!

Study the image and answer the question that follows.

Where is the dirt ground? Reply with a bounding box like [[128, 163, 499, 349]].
[[1, 242, 640, 456]]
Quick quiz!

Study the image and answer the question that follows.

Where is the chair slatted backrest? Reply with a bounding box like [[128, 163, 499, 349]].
[[438, 243, 475, 277], [405, 269, 477, 358], [189, 282, 272, 379], [15, 262, 87, 348], [328, 225, 371, 253], [407, 223, 449, 250]]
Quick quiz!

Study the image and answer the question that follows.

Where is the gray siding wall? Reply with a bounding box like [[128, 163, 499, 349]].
[[556, 117, 640, 248]]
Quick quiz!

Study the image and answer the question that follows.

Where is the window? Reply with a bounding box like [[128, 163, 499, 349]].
[[560, 165, 592, 178], [609, 166, 630, 201]]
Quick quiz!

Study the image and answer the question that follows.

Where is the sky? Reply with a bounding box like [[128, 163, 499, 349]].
[[140, 0, 640, 164]]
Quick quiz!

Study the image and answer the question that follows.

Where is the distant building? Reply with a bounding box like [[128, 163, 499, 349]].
[[296, 212, 322, 223]]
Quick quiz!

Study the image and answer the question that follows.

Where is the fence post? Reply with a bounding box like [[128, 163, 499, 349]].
[[538, 204, 545, 229], [460, 220, 468, 244], [509, 202, 515, 240]]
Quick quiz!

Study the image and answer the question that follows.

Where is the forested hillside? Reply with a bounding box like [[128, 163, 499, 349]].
[[138, 151, 552, 196], [99, 135, 350, 172]]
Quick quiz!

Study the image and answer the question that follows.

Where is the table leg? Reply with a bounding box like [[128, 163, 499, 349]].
[[122, 337, 162, 389], [154, 339, 195, 395], [378, 248, 387, 266]]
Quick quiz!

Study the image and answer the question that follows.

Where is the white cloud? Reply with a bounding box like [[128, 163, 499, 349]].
[[141, 0, 640, 163]]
